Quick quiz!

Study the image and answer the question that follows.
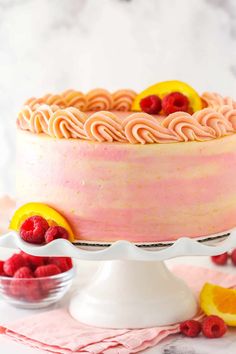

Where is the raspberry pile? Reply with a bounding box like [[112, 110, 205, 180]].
[[20, 215, 69, 245], [180, 315, 227, 339], [140, 91, 190, 115], [211, 249, 236, 266], [0, 251, 73, 302]]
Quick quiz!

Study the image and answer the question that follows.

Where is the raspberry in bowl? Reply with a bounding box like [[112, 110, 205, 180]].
[[0, 251, 75, 309]]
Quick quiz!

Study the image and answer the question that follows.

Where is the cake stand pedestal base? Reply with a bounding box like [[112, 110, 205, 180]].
[[69, 260, 198, 329]]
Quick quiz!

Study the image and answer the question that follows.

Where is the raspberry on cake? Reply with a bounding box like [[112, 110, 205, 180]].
[[140, 95, 162, 114], [14, 81, 236, 244], [45, 226, 69, 243], [10, 202, 74, 242], [162, 92, 189, 115], [20, 215, 49, 244]]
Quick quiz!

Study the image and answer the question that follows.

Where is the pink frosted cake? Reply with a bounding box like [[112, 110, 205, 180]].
[[15, 81, 236, 244]]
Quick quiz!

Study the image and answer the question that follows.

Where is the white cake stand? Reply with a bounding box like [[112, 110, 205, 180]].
[[0, 229, 235, 329]]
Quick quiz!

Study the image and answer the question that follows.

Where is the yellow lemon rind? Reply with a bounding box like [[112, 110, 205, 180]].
[[132, 80, 202, 113], [200, 283, 236, 327], [9, 202, 75, 242]]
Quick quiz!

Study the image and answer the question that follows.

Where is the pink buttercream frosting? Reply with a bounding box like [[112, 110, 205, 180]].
[[17, 90, 236, 144], [48, 107, 88, 139], [122, 113, 179, 144], [112, 89, 137, 111], [84, 111, 126, 143], [162, 111, 215, 142], [61, 90, 87, 110], [202, 92, 236, 109]]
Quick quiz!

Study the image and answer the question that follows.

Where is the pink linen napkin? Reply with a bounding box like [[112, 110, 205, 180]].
[[0, 265, 235, 354]]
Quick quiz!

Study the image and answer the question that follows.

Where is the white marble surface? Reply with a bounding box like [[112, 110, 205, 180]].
[[0, 0, 236, 195]]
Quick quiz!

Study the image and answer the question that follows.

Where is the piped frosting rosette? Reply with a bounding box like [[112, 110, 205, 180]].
[[86, 89, 113, 111], [215, 105, 236, 130], [61, 90, 87, 111], [23, 89, 137, 112], [17, 106, 33, 131], [17, 89, 236, 144], [194, 108, 234, 138], [25, 94, 67, 109], [202, 92, 236, 110], [112, 90, 137, 111], [48, 107, 88, 139], [84, 111, 127, 143], [122, 113, 179, 144], [162, 111, 215, 142], [28, 105, 58, 134]]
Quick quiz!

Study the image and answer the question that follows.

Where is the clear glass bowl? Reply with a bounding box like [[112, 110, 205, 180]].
[[0, 266, 75, 309]]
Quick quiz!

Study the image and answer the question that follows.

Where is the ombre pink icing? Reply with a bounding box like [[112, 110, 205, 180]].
[[15, 88, 236, 243], [16, 130, 236, 242]]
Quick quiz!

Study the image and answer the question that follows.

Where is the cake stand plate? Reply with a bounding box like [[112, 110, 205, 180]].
[[0, 230, 235, 328]]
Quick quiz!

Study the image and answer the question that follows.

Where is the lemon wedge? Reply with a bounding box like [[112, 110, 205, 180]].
[[9, 202, 74, 242], [200, 283, 236, 326], [132, 80, 202, 113]]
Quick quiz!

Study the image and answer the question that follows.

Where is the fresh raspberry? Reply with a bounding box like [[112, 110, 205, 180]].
[[230, 249, 236, 266], [48, 257, 72, 273], [10, 279, 24, 298], [20, 251, 46, 270], [34, 264, 61, 277], [66, 257, 73, 269], [0, 260, 5, 276], [180, 320, 202, 337], [211, 253, 228, 266], [11, 278, 42, 301], [140, 95, 162, 114], [162, 92, 189, 115], [202, 315, 227, 338], [3, 253, 27, 277], [24, 280, 43, 301], [14, 266, 34, 278], [20, 215, 49, 244], [10, 266, 34, 298], [40, 277, 57, 295], [44, 226, 69, 243]]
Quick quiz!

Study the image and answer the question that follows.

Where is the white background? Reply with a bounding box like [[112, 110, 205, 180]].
[[0, 0, 236, 195]]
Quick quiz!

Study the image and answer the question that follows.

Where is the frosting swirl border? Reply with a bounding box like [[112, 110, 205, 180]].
[[17, 90, 236, 144]]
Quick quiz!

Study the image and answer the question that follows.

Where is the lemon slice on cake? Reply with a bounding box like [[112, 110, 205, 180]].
[[9, 202, 74, 242], [200, 283, 236, 326], [132, 80, 202, 113]]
